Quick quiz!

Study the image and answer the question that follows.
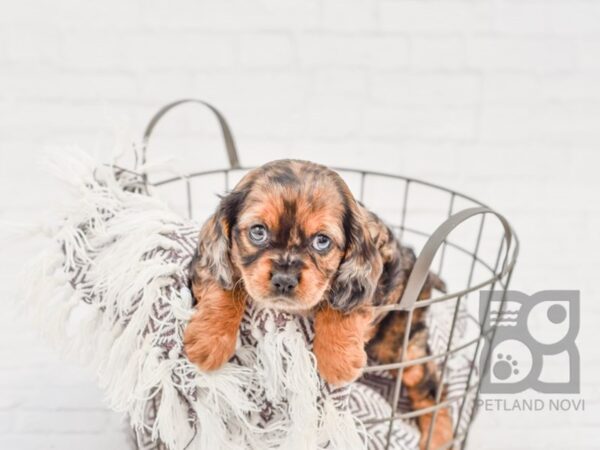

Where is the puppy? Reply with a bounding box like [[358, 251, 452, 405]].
[[184, 160, 452, 449]]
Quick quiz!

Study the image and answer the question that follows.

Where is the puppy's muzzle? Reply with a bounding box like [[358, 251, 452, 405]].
[[271, 272, 299, 295]]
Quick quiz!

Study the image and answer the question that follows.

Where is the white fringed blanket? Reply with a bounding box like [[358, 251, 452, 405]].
[[22, 155, 475, 450]]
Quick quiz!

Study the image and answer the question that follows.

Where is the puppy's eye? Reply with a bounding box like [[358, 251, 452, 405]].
[[249, 224, 269, 245], [312, 234, 332, 252]]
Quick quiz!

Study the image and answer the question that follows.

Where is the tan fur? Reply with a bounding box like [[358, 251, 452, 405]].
[[184, 159, 452, 448], [184, 277, 246, 371], [186, 160, 371, 374], [313, 304, 373, 386], [409, 385, 454, 450]]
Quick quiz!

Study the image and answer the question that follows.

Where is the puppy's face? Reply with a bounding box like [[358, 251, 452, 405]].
[[230, 162, 347, 311], [198, 160, 381, 313]]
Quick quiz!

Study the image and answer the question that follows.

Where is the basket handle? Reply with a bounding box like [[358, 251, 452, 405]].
[[397, 207, 515, 311], [140, 99, 240, 170]]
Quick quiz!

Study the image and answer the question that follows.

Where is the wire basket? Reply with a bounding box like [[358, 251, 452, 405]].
[[134, 99, 519, 450]]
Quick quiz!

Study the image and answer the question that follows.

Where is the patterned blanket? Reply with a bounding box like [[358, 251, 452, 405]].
[[23, 155, 476, 450]]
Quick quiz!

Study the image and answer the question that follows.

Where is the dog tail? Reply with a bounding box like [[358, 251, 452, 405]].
[[428, 272, 447, 294]]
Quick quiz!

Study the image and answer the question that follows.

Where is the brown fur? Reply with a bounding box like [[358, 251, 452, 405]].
[[313, 304, 373, 386], [410, 381, 454, 450], [183, 274, 246, 371], [363, 213, 452, 450], [185, 159, 452, 449]]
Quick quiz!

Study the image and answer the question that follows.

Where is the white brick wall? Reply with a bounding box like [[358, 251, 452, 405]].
[[0, 0, 599, 449]]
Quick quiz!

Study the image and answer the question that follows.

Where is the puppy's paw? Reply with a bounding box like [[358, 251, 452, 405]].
[[403, 364, 426, 388], [184, 331, 237, 371], [313, 306, 370, 386], [184, 322, 238, 372], [402, 345, 429, 387], [184, 283, 246, 372], [313, 334, 367, 386], [418, 409, 453, 450]]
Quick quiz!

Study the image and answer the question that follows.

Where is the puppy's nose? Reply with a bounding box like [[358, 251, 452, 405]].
[[271, 272, 298, 295]]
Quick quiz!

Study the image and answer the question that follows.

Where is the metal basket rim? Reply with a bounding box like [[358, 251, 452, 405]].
[[113, 162, 520, 309], [139, 164, 520, 304], [127, 99, 521, 450]]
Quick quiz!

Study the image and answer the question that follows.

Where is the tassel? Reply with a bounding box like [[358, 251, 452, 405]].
[[17, 151, 372, 450]]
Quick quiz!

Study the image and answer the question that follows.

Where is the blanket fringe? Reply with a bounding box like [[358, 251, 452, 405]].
[[19, 152, 366, 450]]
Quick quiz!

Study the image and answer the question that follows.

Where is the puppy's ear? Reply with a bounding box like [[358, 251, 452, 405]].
[[195, 189, 247, 290], [329, 201, 382, 312]]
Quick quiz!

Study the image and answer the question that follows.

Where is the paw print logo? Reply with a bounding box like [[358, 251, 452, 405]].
[[493, 353, 519, 380], [485, 339, 531, 387], [479, 290, 579, 394]]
